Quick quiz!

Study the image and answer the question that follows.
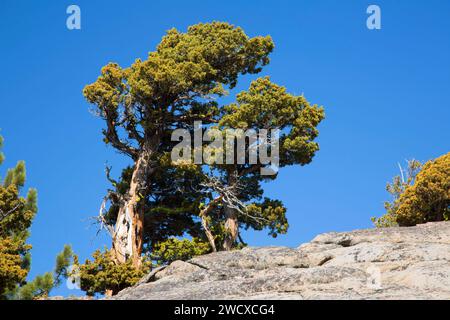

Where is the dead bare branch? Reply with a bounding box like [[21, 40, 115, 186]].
[[0, 204, 22, 223]]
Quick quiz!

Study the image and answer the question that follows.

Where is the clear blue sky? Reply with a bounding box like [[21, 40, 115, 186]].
[[0, 0, 449, 296]]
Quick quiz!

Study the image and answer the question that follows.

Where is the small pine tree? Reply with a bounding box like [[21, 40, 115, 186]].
[[74, 248, 149, 297], [0, 134, 74, 300], [0, 135, 38, 299], [16, 245, 74, 299]]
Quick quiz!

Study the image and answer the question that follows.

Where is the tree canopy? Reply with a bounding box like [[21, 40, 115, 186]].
[[80, 21, 324, 295], [83, 22, 276, 268]]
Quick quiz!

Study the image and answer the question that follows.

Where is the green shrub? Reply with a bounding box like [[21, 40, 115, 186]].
[[75, 249, 148, 296], [151, 238, 211, 266]]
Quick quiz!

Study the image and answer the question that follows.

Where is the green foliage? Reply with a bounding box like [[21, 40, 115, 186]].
[[204, 67, 323, 250], [14, 244, 74, 300], [4, 161, 26, 188], [75, 248, 149, 296], [372, 159, 422, 227], [82, 21, 278, 247], [0, 186, 36, 239], [373, 153, 449, 227], [53, 244, 74, 287], [83, 21, 274, 160], [395, 152, 450, 226], [0, 135, 73, 300], [0, 135, 4, 166], [151, 237, 211, 266], [220, 76, 325, 167], [244, 198, 288, 238], [0, 135, 37, 299], [15, 272, 54, 300], [82, 21, 324, 293], [0, 237, 30, 298], [104, 162, 207, 254]]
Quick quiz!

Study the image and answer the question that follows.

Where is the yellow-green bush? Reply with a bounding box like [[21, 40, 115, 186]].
[[151, 237, 211, 266], [395, 152, 449, 226], [374, 153, 449, 227]]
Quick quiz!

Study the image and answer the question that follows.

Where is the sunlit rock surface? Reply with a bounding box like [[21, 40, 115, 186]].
[[113, 222, 450, 300]]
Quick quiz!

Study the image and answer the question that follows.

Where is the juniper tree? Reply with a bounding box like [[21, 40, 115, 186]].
[[83, 22, 274, 267]]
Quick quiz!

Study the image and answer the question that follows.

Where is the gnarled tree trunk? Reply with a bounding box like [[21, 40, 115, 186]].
[[111, 145, 154, 269]]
